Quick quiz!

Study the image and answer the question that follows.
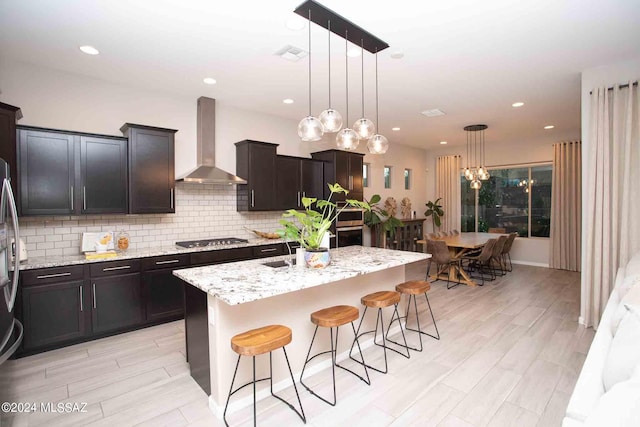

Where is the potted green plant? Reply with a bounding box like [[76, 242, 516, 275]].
[[277, 183, 370, 268], [424, 198, 444, 232], [363, 194, 404, 248]]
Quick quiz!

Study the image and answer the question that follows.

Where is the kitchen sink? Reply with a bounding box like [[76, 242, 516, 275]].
[[262, 259, 296, 268]]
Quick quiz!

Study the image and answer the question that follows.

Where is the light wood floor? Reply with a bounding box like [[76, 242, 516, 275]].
[[0, 262, 589, 427]]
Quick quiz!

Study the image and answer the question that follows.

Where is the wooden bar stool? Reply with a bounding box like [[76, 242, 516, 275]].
[[299, 305, 370, 406], [387, 281, 440, 352], [349, 291, 410, 374], [223, 324, 305, 427]]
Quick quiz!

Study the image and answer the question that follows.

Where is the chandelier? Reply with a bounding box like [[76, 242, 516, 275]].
[[463, 124, 490, 189], [294, 0, 390, 154]]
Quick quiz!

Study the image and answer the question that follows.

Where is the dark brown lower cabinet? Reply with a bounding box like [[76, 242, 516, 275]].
[[21, 280, 88, 350], [143, 268, 185, 322], [91, 273, 143, 334]]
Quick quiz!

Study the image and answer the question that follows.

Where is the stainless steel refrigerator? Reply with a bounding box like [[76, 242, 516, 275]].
[[0, 157, 22, 365]]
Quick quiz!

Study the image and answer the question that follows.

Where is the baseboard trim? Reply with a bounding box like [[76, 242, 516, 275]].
[[511, 260, 550, 268]]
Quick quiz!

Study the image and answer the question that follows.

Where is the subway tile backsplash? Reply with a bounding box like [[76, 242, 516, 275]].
[[19, 183, 283, 258]]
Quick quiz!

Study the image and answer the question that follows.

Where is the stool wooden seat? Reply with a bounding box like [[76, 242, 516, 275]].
[[396, 280, 431, 295], [311, 305, 359, 328], [361, 291, 400, 308], [231, 324, 292, 356]]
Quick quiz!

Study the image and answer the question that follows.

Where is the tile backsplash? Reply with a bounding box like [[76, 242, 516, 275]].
[[19, 183, 283, 258]]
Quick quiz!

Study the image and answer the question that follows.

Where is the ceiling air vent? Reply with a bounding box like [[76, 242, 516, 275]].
[[275, 45, 308, 62], [421, 108, 446, 117]]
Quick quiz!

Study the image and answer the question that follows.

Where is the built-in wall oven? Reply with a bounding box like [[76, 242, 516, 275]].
[[336, 207, 364, 247]]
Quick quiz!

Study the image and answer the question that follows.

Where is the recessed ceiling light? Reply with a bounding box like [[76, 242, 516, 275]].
[[390, 51, 404, 59], [285, 16, 306, 30], [440, 141, 448, 145], [392, 127, 400, 131], [544, 125, 555, 129], [283, 98, 294, 104], [347, 48, 361, 58], [79, 45, 99, 55], [203, 78, 217, 85], [512, 102, 525, 107]]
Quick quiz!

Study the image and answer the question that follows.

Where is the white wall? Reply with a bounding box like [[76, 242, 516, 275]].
[[424, 140, 555, 266]]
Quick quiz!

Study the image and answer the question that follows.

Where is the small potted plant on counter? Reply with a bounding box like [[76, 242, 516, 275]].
[[277, 183, 370, 268]]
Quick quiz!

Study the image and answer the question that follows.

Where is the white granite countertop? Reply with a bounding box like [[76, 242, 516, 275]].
[[17, 238, 292, 270], [173, 246, 430, 305]]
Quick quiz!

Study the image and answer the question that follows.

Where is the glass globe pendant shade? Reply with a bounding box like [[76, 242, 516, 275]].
[[353, 118, 376, 140], [477, 166, 490, 180], [367, 134, 389, 154], [464, 167, 474, 181], [336, 128, 359, 150], [470, 179, 482, 190], [319, 108, 343, 133], [298, 116, 324, 141]]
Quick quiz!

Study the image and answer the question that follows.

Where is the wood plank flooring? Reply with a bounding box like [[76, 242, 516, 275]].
[[0, 263, 588, 427]]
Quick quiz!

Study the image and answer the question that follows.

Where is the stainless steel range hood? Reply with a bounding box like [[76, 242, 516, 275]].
[[175, 97, 247, 184]]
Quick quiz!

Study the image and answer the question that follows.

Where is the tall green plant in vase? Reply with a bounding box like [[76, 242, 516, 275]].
[[424, 198, 445, 232], [277, 183, 370, 268]]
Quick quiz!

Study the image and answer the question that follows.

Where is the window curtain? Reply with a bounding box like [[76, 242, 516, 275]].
[[436, 155, 461, 232], [583, 82, 640, 329], [550, 141, 581, 271]]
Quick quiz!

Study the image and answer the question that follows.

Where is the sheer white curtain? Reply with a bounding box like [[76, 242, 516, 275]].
[[583, 82, 640, 328], [550, 141, 581, 271], [436, 155, 461, 232]]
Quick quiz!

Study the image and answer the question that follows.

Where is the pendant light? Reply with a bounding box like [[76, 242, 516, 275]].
[[353, 39, 375, 140], [464, 129, 473, 180], [477, 128, 490, 180], [297, 9, 324, 142], [470, 128, 482, 189], [336, 30, 359, 150], [318, 20, 343, 133], [463, 124, 490, 188], [367, 48, 388, 154]]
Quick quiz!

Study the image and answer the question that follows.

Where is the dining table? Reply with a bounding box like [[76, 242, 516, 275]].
[[427, 232, 505, 287]]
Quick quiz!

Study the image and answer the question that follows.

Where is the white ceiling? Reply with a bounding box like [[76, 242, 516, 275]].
[[1, 0, 639, 151]]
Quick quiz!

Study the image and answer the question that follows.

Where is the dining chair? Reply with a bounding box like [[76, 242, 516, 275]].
[[451, 230, 460, 235], [461, 239, 497, 286], [426, 239, 462, 290], [490, 235, 508, 276], [501, 232, 517, 272], [488, 227, 506, 234], [426, 233, 438, 240]]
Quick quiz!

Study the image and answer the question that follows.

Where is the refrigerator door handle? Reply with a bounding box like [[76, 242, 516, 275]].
[[0, 319, 23, 365], [2, 179, 20, 312]]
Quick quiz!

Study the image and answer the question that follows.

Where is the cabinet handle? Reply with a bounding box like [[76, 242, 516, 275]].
[[36, 272, 72, 280], [102, 265, 131, 272], [79, 286, 84, 312], [170, 188, 174, 209], [260, 248, 277, 253], [251, 190, 255, 208], [349, 176, 353, 190], [70, 186, 74, 210], [83, 186, 87, 210], [297, 191, 301, 207], [155, 259, 180, 265], [303, 191, 306, 198], [92, 283, 96, 309]]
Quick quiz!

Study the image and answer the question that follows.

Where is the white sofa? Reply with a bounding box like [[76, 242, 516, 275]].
[[563, 252, 640, 426]]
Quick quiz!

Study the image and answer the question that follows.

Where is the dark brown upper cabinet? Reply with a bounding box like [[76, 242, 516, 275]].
[[121, 124, 177, 214], [235, 140, 277, 211], [0, 102, 22, 202], [18, 127, 128, 216], [311, 150, 364, 202], [275, 157, 325, 210]]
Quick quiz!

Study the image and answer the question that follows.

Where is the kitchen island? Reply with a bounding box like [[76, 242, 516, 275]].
[[173, 246, 429, 417]]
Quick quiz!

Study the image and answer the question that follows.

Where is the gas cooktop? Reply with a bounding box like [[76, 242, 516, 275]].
[[175, 237, 248, 249]]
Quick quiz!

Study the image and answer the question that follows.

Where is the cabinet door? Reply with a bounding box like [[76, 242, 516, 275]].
[[21, 281, 88, 349], [143, 269, 185, 323], [300, 159, 324, 201], [80, 136, 128, 214], [0, 104, 20, 203], [128, 127, 175, 214], [275, 157, 301, 210], [348, 154, 364, 201], [334, 151, 350, 197], [247, 144, 276, 210], [19, 129, 77, 215], [91, 273, 143, 334]]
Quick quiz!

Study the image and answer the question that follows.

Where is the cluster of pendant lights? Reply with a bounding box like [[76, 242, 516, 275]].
[[463, 124, 490, 189], [297, 11, 389, 154]]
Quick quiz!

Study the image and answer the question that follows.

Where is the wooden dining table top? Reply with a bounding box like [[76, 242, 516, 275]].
[[438, 232, 505, 249]]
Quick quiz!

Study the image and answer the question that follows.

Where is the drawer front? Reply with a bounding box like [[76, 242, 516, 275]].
[[21, 265, 85, 286], [252, 244, 285, 258], [141, 254, 190, 271], [90, 259, 141, 278], [190, 247, 253, 266]]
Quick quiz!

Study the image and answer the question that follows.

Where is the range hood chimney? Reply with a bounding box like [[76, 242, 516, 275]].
[[175, 97, 247, 184]]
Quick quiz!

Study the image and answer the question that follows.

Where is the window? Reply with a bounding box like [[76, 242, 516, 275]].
[[461, 165, 552, 237], [404, 169, 412, 190], [363, 163, 370, 187], [384, 166, 392, 189]]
